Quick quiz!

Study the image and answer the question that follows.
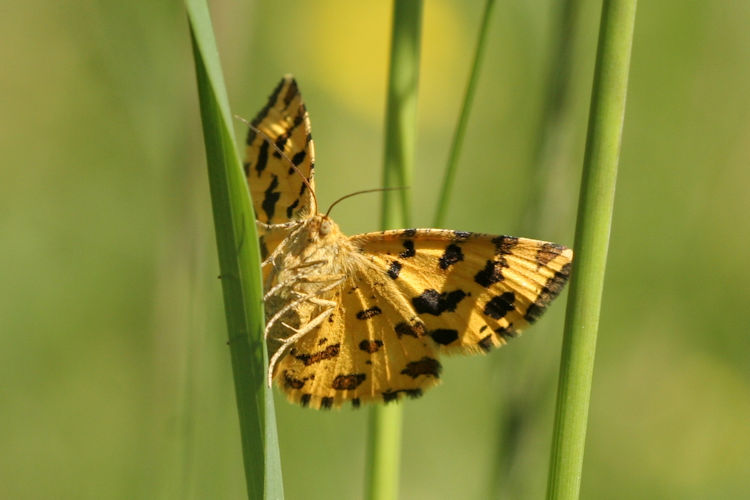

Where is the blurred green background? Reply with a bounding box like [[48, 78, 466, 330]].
[[2, 1, 749, 498]]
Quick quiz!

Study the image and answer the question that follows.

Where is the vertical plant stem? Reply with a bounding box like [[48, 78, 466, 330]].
[[520, 0, 581, 235], [367, 2, 423, 500], [379, 0, 423, 230], [433, 0, 495, 228], [185, 1, 284, 498], [546, 1, 637, 499]]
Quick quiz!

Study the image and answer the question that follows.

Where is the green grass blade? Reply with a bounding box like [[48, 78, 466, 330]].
[[546, 1, 637, 499], [366, 2, 423, 500], [433, 0, 496, 228], [185, 1, 284, 499]]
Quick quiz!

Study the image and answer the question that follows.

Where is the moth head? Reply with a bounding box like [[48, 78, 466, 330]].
[[319, 216, 334, 237]]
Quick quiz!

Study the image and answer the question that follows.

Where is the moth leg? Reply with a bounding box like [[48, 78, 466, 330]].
[[264, 278, 345, 336], [286, 259, 328, 271], [261, 246, 285, 268], [260, 224, 308, 268], [307, 297, 338, 307], [264, 273, 344, 301], [266, 304, 336, 387], [256, 220, 303, 231]]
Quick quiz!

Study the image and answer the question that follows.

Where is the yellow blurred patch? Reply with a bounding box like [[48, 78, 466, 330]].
[[296, 0, 470, 124]]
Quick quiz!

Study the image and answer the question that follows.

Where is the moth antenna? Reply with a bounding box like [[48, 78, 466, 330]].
[[236, 115, 319, 215], [325, 186, 409, 217]]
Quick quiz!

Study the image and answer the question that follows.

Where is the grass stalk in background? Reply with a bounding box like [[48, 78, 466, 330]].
[[185, 1, 284, 498], [546, 1, 637, 499], [366, 2, 423, 500], [433, 0, 495, 228], [520, 0, 582, 235]]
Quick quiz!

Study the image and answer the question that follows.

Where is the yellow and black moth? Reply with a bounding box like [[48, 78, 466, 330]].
[[244, 76, 573, 409]]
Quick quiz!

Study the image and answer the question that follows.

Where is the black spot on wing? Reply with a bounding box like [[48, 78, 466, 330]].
[[399, 240, 415, 258], [248, 77, 286, 141], [495, 325, 517, 340], [320, 397, 334, 409], [283, 371, 305, 389], [382, 391, 398, 403], [474, 258, 507, 287], [438, 244, 464, 270], [537, 242, 565, 267], [352, 398, 361, 408], [484, 292, 516, 319], [357, 307, 382, 320], [430, 329, 459, 345], [262, 175, 281, 221], [273, 135, 288, 158], [292, 150, 306, 166], [359, 339, 383, 353], [400, 357, 442, 378], [383, 389, 422, 403], [524, 263, 571, 322], [254, 140, 270, 177], [282, 78, 298, 108], [332, 373, 366, 390], [272, 110, 306, 159], [453, 231, 471, 241], [395, 321, 425, 338], [478, 334, 494, 352], [387, 261, 402, 279], [412, 289, 467, 316], [300, 393, 311, 407], [295, 344, 340, 366], [492, 235, 519, 255], [286, 198, 299, 218], [402, 228, 417, 238]]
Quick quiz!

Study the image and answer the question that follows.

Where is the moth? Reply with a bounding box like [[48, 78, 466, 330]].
[[244, 75, 573, 409]]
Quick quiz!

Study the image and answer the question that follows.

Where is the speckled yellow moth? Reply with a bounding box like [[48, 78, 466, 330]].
[[244, 76, 572, 409]]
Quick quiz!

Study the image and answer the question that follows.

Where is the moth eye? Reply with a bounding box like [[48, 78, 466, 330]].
[[320, 219, 333, 236]]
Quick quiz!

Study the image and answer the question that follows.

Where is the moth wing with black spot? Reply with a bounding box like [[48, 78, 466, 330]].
[[272, 229, 572, 409], [272, 261, 443, 409], [349, 229, 573, 354], [244, 75, 316, 229]]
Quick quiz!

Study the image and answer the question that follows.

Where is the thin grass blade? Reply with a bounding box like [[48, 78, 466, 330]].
[[366, 2, 423, 500], [185, 1, 284, 498], [433, 0, 496, 228]]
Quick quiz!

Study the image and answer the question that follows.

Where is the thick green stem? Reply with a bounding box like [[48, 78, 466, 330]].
[[185, 1, 284, 498], [546, 1, 637, 499], [366, 2, 423, 500]]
